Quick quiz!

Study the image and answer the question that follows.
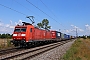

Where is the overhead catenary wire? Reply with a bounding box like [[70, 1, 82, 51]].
[[0, 1, 62, 30], [40, 0, 71, 34], [40, 0, 56, 18], [26, 0, 68, 31], [26, 0, 59, 23], [13, 0, 41, 22], [0, 2, 41, 25], [40, 0, 67, 29], [25, 0, 59, 29], [0, 3, 27, 16]]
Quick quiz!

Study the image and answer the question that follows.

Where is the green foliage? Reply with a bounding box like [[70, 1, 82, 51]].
[[87, 35, 90, 39], [79, 35, 90, 39], [62, 39, 82, 60], [1, 34, 6, 38], [79, 35, 87, 39], [37, 22, 43, 29], [37, 19, 51, 30], [0, 33, 12, 39], [7, 39, 11, 47], [63, 47, 78, 60], [76, 57, 82, 60]]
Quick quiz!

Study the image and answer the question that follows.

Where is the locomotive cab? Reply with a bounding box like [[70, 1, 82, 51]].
[[13, 27, 26, 40], [11, 22, 34, 47]]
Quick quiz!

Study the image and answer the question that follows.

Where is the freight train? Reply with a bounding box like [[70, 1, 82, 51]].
[[11, 22, 75, 47]]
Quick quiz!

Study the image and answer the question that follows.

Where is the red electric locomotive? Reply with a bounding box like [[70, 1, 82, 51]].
[[11, 22, 53, 47], [11, 17, 75, 47]]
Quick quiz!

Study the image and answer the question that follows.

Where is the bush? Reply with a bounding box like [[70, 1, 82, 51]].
[[0, 33, 12, 39]]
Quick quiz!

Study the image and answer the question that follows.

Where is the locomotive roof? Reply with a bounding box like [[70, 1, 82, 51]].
[[22, 22, 32, 25]]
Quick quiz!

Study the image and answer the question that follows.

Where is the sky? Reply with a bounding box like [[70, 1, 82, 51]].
[[0, 0, 90, 36]]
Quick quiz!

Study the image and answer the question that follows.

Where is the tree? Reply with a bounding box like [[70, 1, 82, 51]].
[[1, 34, 6, 38], [0, 34, 1, 38], [6, 33, 12, 39], [42, 19, 51, 30], [37, 23, 43, 29], [37, 19, 51, 30], [0, 33, 12, 39]]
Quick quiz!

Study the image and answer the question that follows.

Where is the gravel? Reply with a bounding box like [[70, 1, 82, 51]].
[[29, 40, 75, 60]]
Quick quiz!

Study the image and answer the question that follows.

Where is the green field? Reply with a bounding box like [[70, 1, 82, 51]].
[[61, 38, 90, 60]]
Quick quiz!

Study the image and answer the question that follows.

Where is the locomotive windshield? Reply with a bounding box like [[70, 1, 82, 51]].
[[14, 28, 26, 32]]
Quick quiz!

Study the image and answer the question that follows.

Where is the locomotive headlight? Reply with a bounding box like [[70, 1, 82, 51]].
[[21, 34, 26, 36], [13, 34, 17, 36]]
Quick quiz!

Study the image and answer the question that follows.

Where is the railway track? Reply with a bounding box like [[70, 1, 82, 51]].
[[0, 47, 20, 55], [0, 40, 72, 60], [0, 47, 26, 57]]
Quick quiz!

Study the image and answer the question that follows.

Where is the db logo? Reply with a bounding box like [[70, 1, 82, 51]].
[[18, 33, 21, 36]]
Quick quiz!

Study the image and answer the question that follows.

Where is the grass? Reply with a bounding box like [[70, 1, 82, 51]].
[[0, 39, 13, 49], [61, 38, 90, 60]]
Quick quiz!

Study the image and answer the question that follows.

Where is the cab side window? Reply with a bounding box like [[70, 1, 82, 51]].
[[30, 28, 32, 32]]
